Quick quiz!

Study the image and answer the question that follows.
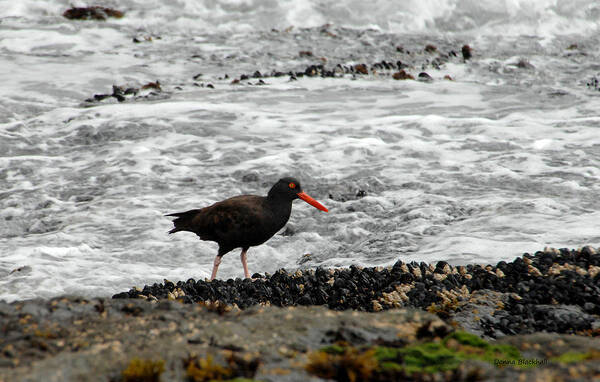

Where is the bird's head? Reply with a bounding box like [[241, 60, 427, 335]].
[[269, 177, 328, 212]]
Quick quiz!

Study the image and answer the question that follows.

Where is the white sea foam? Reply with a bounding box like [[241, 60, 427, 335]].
[[2, 0, 598, 36], [1, 0, 600, 301]]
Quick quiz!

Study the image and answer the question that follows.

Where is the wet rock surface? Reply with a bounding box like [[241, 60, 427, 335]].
[[84, 82, 168, 105], [80, 40, 474, 105], [0, 298, 443, 380], [1, 297, 599, 381], [62, 6, 124, 21], [114, 246, 600, 338]]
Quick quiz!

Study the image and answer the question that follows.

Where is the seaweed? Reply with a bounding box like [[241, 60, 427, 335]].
[[305, 331, 522, 381], [551, 349, 600, 364], [184, 352, 260, 382], [122, 358, 165, 382]]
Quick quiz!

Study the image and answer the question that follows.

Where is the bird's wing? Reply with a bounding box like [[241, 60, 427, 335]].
[[195, 196, 264, 239]]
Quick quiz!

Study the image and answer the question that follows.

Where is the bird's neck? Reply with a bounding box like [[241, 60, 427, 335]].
[[265, 194, 293, 227], [266, 192, 293, 209], [267, 186, 281, 199]]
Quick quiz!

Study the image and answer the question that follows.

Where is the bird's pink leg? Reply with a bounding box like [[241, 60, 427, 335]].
[[240, 248, 250, 279], [210, 255, 222, 281]]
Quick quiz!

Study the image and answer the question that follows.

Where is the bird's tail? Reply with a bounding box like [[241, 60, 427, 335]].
[[165, 209, 201, 234]]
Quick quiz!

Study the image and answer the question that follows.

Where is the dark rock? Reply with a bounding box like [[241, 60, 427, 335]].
[[241, 173, 259, 182], [516, 59, 534, 69], [141, 81, 161, 91], [112, 292, 131, 299], [108, 246, 600, 338], [63, 6, 124, 20], [462, 44, 472, 60], [392, 70, 414, 80], [354, 64, 368, 75], [425, 44, 437, 53], [418, 72, 433, 82]]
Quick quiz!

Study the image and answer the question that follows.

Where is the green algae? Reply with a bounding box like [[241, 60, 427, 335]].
[[444, 331, 521, 360], [321, 344, 346, 355], [306, 330, 523, 380], [376, 342, 460, 373], [445, 330, 489, 347], [374, 331, 521, 374], [551, 350, 600, 364]]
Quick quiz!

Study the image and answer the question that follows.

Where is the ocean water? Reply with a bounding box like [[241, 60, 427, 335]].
[[1, 0, 600, 302]]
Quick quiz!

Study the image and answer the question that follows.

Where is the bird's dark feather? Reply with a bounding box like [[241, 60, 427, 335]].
[[167, 194, 291, 256]]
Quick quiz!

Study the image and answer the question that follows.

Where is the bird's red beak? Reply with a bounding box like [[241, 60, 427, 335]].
[[297, 192, 328, 212]]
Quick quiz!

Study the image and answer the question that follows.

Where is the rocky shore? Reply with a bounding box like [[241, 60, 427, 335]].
[[2, 247, 600, 381], [115, 246, 600, 338], [83, 37, 473, 107]]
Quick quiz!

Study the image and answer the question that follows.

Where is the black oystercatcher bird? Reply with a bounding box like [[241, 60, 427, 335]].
[[166, 177, 328, 280]]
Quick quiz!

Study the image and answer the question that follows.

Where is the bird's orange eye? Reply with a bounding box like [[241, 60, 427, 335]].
[[289, 182, 296, 189]]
